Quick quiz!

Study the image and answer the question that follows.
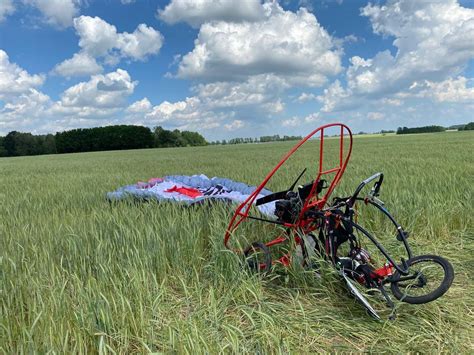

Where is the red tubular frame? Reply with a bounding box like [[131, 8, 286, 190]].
[[224, 123, 353, 261]]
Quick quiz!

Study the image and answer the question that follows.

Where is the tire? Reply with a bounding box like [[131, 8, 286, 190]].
[[390, 254, 454, 304], [244, 242, 272, 274]]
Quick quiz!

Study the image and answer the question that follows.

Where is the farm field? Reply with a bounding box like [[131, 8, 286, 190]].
[[1, 131, 473, 353]]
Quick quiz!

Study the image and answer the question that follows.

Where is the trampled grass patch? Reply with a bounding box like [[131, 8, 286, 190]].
[[1, 131, 473, 352]]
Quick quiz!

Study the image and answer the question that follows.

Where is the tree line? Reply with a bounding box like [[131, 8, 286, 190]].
[[396, 125, 446, 134], [0, 125, 207, 157], [458, 122, 474, 131], [209, 134, 303, 145]]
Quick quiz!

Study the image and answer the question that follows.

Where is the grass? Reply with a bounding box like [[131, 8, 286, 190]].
[[1, 131, 473, 353]]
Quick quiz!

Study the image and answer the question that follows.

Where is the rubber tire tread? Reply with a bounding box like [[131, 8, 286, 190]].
[[390, 254, 454, 304], [244, 242, 272, 274]]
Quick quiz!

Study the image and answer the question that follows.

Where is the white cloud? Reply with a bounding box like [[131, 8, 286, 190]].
[[0, 89, 51, 131], [304, 112, 320, 123], [0, 50, 53, 133], [0, 0, 14, 22], [317, 80, 350, 112], [74, 16, 163, 61], [177, 2, 341, 86], [23, 0, 80, 28], [195, 74, 288, 110], [121, 0, 135, 4], [282, 116, 301, 127], [0, 50, 45, 99], [50, 69, 136, 119], [54, 16, 163, 77], [0, 50, 280, 136], [53, 52, 102, 77], [319, 0, 474, 112], [413, 76, 474, 103], [145, 97, 225, 130], [146, 97, 200, 123], [262, 99, 284, 113], [280, 111, 321, 128], [117, 24, 164, 61], [133, 74, 290, 132], [296, 92, 318, 103], [60, 69, 135, 108], [381, 98, 402, 106], [74, 15, 119, 57], [224, 120, 244, 131], [127, 98, 152, 113], [367, 111, 385, 121], [158, 0, 265, 28]]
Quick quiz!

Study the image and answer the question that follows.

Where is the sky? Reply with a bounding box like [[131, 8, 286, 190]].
[[0, 0, 473, 141]]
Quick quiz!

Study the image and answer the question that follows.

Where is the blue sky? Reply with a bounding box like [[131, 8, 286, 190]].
[[0, 0, 473, 140]]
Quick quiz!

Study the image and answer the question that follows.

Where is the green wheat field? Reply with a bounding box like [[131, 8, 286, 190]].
[[1, 131, 473, 353]]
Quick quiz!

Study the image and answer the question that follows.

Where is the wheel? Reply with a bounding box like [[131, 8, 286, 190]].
[[244, 242, 272, 274], [390, 254, 454, 304]]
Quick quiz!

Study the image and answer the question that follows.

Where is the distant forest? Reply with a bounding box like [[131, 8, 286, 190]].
[[210, 134, 303, 145], [0, 125, 207, 157], [396, 125, 446, 134], [458, 122, 474, 131], [1, 121, 472, 158], [396, 122, 474, 134]]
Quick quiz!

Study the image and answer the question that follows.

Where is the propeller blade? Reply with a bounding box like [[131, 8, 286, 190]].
[[255, 190, 288, 206], [288, 168, 307, 191]]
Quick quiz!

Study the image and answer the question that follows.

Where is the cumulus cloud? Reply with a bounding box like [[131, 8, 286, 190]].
[[319, 0, 474, 112], [224, 120, 244, 131], [145, 97, 225, 130], [139, 73, 290, 131], [317, 80, 350, 112], [127, 98, 152, 113], [0, 88, 52, 133], [157, 2, 343, 134], [158, 0, 265, 28], [1, 68, 140, 134], [304, 112, 321, 123], [0, 51, 53, 133], [117, 24, 164, 61], [74, 15, 119, 58], [54, 16, 163, 77], [177, 2, 341, 86], [412, 76, 474, 103], [23, 0, 80, 28], [381, 98, 402, 106], [281, 111, 321, 128], [0, 50, 45, 99], [296, 92, 318, 103], [367, 111, 385, 121], [282, 116, 301, 127], [53, 52, 102, 77], [60, 69, 135, 108], [75, 16, 163, 61], [0, 0, 15, 22], [195, 74, 288, 109], [50, 69, 136, 119]]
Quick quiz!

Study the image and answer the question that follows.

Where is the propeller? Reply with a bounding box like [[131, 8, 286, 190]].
[[256, 168, 307, 206]]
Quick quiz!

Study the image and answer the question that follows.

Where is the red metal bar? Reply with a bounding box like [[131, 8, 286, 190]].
[[319, 128, 324, 173], [320, 167, 341, 175], [265, 235, 288, 247], [224, 123, 353, 251], [340, 125, 344, 166]]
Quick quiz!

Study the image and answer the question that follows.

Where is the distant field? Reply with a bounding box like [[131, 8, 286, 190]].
[[1, 131, 473, 352]]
